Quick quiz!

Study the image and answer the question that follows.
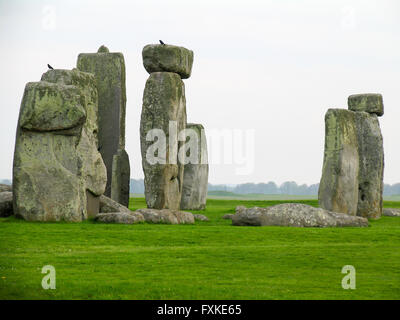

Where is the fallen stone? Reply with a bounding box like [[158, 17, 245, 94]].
[[232, 203, 368, 227], [142, 44, 194, 79], [99, 195, 131, 214], [180, 123, 209, 210], [348, 93, 384, 116], [0, 192, 13, 217], [13, 69, 107, 221], [193, 214, 209, 222], [94, 212, 144, 224], [261, 203, 368, 227], [231, 206, 266, 226], [135, 208, 195, 224], [77, 46, 130, 201], [383, 208, 400, 217], [318, 109, 359, 215], [0, 184, 12, 192], [222, 214, 234, 220], [140, 72, 187, 210]]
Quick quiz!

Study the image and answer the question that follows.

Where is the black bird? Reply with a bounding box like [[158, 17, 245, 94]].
[[47, 64, 54, 70], [159, 40, 165, 45]]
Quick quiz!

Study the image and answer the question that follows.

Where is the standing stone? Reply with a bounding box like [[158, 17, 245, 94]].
[[354, 111, 384, 219], [319, 94, 385, 219], [140, 72, 187, 209], [318, 109, 359, 215], [111, 149, 131, 207], [77, 46, 130, 206], [12, 69, 107, 221], [180, 123, 209, 210]]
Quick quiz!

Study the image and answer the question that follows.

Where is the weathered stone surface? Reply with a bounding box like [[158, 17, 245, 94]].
[[140, 72, 187, 210], [13, 69, 106, 221], [142, 44, 194, 79], [0, 184, 12, 192], [231, 206, 265, 226], [99, 194, 131, 214], [348, 93, 384, 116], [383, 208, 400, 217], [180, 123, 208, 210], [0, 192, 13, 217], [86, 191, 100, 219], [193, 214, 209, 222], [135, 208, 194, 224], [261, 203, 368, 227], [232, 203, 368, 227], [318, 109, 359, 215], [318, 107, 384, 219], [77, 47, 129, 200], [94, 212, 144, 224], [97, 45, 109, 53], [222, 214, 234, 220], [111, 149, 130, 207], [18, 82, 86, 132], [355, 112, 384, 219]]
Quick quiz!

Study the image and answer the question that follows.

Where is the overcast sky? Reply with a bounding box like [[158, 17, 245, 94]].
[[0, 0, 399, 185]]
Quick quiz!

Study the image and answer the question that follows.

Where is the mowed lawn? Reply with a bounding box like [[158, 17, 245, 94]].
[[0, 198, 399, 300]]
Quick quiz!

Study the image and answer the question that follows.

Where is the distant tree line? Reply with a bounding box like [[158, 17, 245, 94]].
[[207, 181, 319, 195], [210, 182, 400, 195], [383, 183, 400, 196], [130, 179, 145, 194], [129, 179, 400, 196], [2, 178, 399, 196]]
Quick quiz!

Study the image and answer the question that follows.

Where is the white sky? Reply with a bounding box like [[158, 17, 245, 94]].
[[0, 0, 399, 185]]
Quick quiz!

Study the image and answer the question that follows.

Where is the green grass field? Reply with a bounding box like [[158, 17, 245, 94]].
[[0, 198, 399, 300]]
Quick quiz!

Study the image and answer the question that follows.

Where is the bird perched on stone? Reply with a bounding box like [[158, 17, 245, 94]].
[[47, 64, 54, 70], [159, 40, 165, 45]]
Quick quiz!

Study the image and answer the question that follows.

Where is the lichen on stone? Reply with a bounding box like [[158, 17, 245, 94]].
[[13, 69, 107, 222]]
